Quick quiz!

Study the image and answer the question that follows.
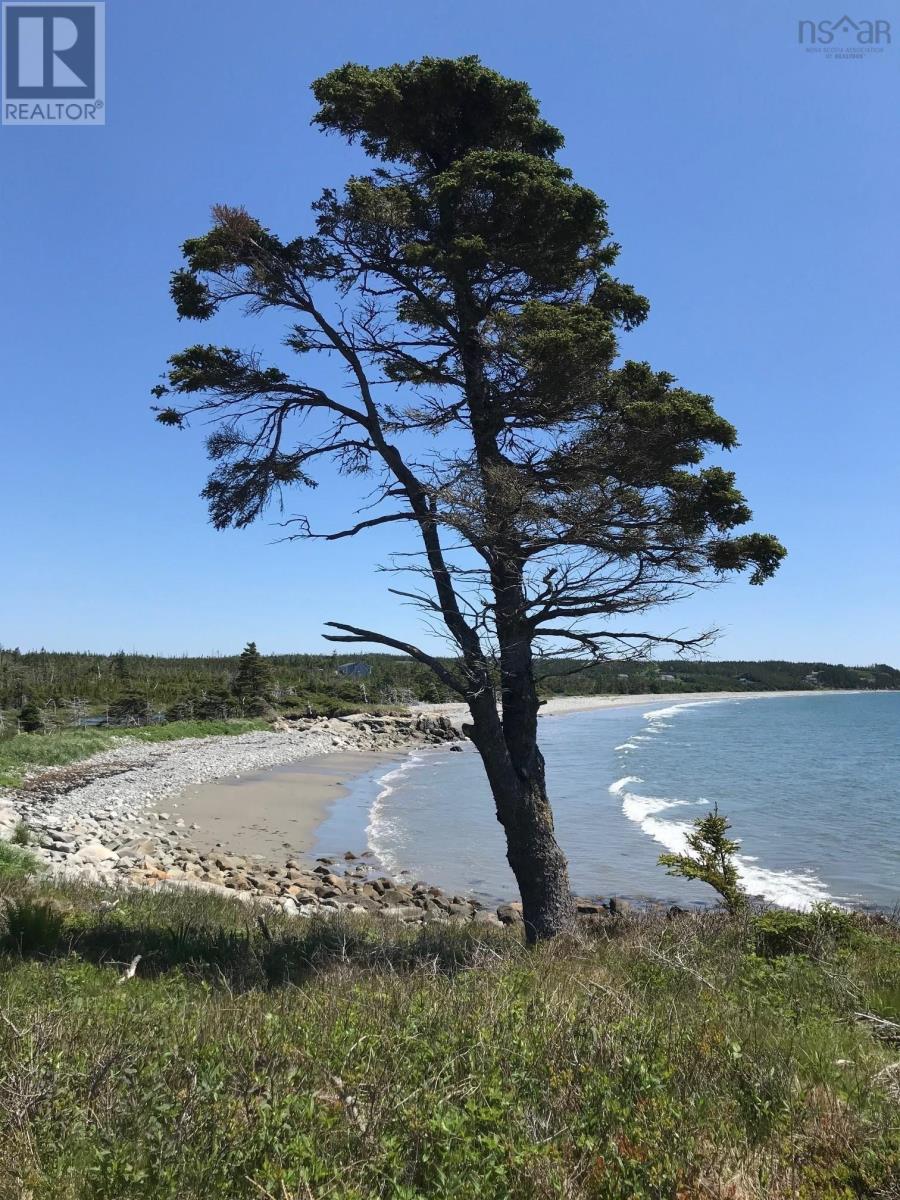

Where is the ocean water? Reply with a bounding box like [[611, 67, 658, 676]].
[[314, 693, 900, 910]]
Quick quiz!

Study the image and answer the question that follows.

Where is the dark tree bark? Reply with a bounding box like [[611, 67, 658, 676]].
[[466, 695, 575, 941]]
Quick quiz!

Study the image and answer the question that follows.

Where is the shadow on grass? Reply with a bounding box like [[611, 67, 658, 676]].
[[0, 880, 524, 989], [6, 877, 893, 994]]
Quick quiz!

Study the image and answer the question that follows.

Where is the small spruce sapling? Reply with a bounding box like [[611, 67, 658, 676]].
[[659, 807, 748, 914], [17, 702, 43, 733]]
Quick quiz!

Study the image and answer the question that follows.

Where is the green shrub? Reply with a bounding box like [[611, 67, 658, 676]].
[[11, 821, 30, 846], [753, 903, 856, 957], [0, 841, 39, 881], [2, 896, 67, 953], [290, 690, 362, 717], [17, 702, 44, 733]]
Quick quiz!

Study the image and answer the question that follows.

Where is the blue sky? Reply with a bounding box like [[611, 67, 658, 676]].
[[1, 0, 897, 663]]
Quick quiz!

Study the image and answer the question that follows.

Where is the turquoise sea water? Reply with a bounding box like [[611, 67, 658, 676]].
[[314, 693, 900, 909]]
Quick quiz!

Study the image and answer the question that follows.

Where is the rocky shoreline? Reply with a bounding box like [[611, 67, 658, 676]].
[[0, 713, 621, 927], [0, 714, 530, 923]]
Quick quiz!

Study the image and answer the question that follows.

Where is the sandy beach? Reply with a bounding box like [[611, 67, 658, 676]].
[[171, 751, 402, 863], [415, 688, 837, 723]]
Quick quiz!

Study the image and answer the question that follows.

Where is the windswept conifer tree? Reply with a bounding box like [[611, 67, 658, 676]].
[[153, 57, 785, 939]]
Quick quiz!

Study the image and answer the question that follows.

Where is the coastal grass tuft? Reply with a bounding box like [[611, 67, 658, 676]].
[[1, 878, 898, 1199], [0, 841, 40, 882], [0, 719, 270, 788]]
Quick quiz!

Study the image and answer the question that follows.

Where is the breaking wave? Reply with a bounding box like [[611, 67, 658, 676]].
[[610, 773, 834, 910], [366, 753, 428, 877]]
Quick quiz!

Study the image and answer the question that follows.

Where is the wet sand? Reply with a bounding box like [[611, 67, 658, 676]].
[[170, 751, 401, 863]]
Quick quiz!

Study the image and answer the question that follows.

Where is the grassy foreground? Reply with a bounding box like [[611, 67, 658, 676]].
[[0, 719, 270, 788], [1, 877, 898, 1199]]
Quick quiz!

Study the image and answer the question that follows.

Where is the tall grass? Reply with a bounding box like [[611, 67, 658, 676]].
[[0, 719, 270, 787], [1, 878, 898, 1199], [0, 841, 39, 881]]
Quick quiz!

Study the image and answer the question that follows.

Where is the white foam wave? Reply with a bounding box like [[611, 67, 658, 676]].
[[734, 859, 832, 910], [610, 775, 833, 911], [365, 753, 426, 875], [642, 699, 725, 723], [608, 774, 640, 795]]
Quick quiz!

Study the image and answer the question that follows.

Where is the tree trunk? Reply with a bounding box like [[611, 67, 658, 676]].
[[465, 691, 575, 943], [499, 753, 575, 942], [451, 285, 575, 940]]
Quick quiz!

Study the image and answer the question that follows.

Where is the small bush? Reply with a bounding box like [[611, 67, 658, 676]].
[[17, 702, 44, 733], [753, 903, 856, 957], [0, 842, 39, 882], [2, 896, 68, 953], [11, 821, 30, 846]]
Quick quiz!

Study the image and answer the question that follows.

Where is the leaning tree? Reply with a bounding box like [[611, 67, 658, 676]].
[[153, 57, 785, 940]]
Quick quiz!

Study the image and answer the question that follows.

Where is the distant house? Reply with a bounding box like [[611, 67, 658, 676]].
[[336, 662, 372, 679], [659, 673, 676, 683]]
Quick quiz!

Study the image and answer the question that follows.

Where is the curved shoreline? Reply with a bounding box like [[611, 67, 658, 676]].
[[344, 690, 893, 912], [0, 690, 879, 918]]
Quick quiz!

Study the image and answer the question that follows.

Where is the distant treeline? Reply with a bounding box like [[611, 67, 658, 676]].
[[1, 647, 896, 728], [535, 658, 900, 695]]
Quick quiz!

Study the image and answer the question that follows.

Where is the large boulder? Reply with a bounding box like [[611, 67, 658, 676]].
[[496, 901, 523, 925], [74, 841, 119, 866]]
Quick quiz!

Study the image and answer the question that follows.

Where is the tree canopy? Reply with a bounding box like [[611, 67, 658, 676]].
[[154, 56, 784, 680]]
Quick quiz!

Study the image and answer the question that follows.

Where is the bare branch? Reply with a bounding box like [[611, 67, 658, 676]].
[[277, 512, 416, 542], [322, 622, 469, 696]]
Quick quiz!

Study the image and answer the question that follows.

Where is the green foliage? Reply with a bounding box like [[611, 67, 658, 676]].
[[231, 640, 271, 700], [283, 689, 370, 717], [11, 821, 30, 846], [116, 719, 268, 744], [2, 896, 67, 952], [312, 55, 564, 168], [0, 881, 898, 1198], [753, 904, 857, 958], [2, 646, 895, 723], [107, 691, 152, 725], [658, 808, 748, 914], [0, 842, 39, 881], [535, 657, 900, 696], [152, 54, 786, 694], [18, 701, 43, 733]]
